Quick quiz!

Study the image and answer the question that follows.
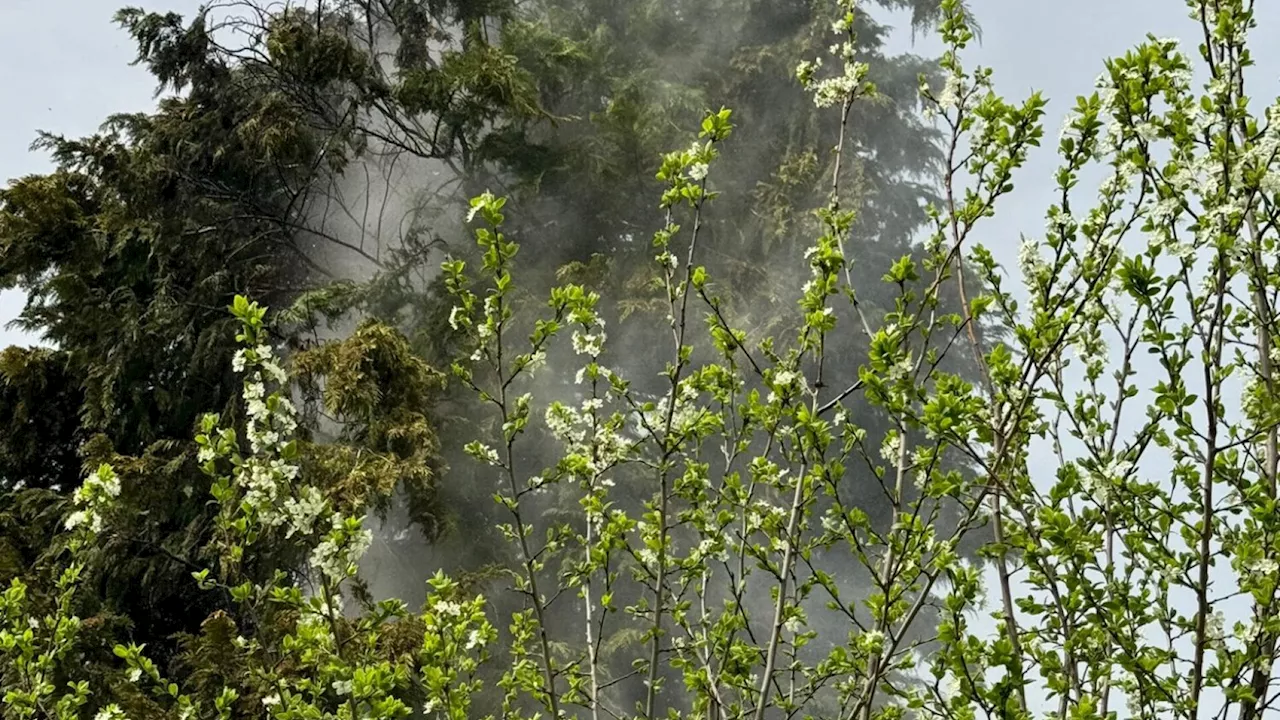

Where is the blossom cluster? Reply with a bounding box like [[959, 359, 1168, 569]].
[[63, 464, 121, 536]]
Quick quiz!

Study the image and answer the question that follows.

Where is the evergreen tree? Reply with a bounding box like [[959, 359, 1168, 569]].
[[0, 0, 983, 691], [334, 1, 990, 707], [0, 0, 550, 663]]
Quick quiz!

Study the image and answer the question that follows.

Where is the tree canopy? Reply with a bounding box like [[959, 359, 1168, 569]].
[[9, 1, 1280, 720]]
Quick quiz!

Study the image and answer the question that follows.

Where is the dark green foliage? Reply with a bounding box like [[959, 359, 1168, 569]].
[[0, 490, 68, 586], [0, 0, 552, 664], [293, 319, 447, 536], [0, 0, 991, 703], [0, 348, 83, 492], [0, 24, 323, 653]]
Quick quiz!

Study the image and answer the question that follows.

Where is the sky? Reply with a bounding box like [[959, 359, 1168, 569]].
[[0, 0, 205, 347], [899, 0, 1280, 260]]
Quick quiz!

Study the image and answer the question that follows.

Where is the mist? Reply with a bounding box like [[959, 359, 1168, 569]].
[[255, 4, 987, 718]]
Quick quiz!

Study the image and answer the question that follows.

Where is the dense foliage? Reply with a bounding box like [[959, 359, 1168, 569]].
[[6, 0, 1280, 719]]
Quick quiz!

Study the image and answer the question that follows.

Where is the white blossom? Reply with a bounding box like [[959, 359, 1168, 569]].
[[572, 331, 606, 357], [470, 442, 502, 466], [1126, 692, 1141, 717], [821, 511, 841, 533], [881, 432, 903, 463], [434, 600, 465, 617], [937, 73, 962, 111], [526, 350, 547, 375], [1206, 610, 1226, 648], [94, 706, 130, 720], [1247, 557, 1279, 579], [64, 510, 88, 531], [940, 674, 962, 702]]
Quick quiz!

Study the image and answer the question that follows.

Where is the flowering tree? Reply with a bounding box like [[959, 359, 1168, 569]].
[[6, 1, 1280, 719]]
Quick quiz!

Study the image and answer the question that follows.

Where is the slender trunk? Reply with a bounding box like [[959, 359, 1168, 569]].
[[752, 470, 807, 720]]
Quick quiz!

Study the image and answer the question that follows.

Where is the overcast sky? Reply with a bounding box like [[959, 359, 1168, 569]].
[[0, 0, 199, 346]]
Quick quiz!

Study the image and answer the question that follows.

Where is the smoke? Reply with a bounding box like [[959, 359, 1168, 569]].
[[284, 19, 468, 606], [270, 0, 973, 713]]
